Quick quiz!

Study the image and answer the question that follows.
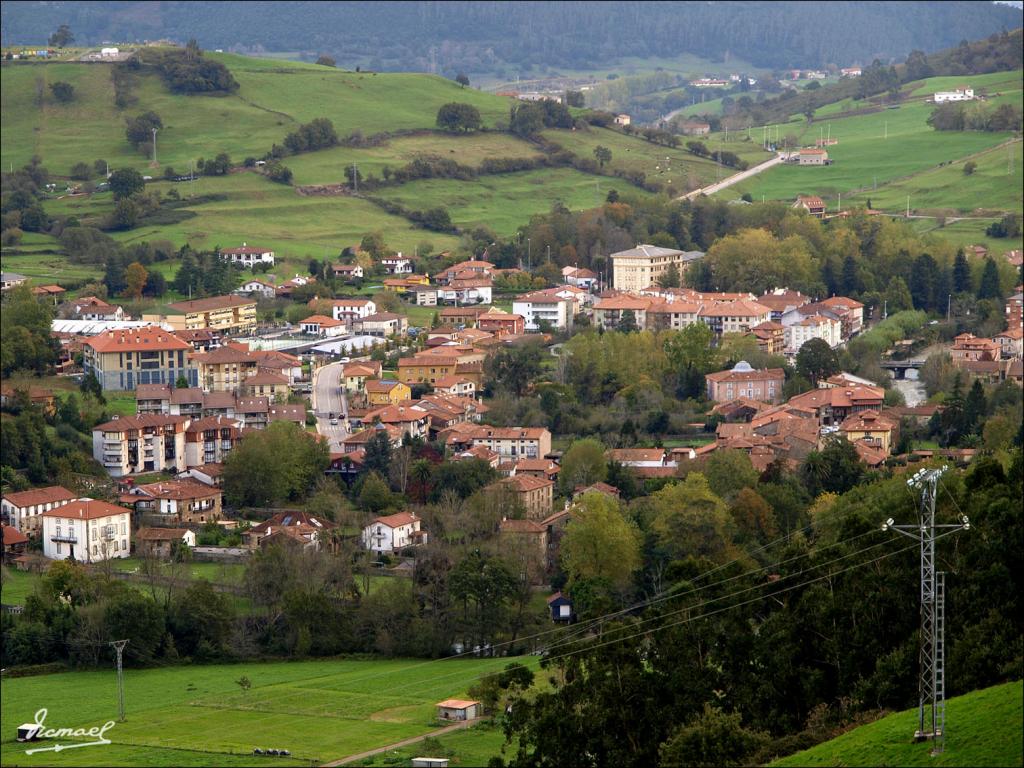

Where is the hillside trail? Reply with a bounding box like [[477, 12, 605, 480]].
[[321, 719, 474, 766], [677, 152, 786, 200]]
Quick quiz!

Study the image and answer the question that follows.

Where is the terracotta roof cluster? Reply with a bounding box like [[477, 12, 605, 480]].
[[42, 499, 128, 520], [85, 327, 191, 353], [2, 485, 77, 508]]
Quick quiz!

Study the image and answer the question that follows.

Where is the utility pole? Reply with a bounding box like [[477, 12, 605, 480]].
[[884, 121, 888, 140], [151, 127, 158, 167], [527, 238, 531, 272], [906, 195, 911, 217], [109, 639, 129, 721], [882, 466, 969, 756], [351, 163, 359, 193]]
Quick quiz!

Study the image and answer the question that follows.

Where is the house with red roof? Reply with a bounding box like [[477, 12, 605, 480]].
[[221, 243, 275, 266], [361, 512, 427, 552], [42, 499, 131, 563]]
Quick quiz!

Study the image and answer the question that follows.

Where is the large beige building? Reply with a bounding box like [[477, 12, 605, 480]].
[[144, 295, 257, 334], [83, 327, 195, 391], [610, 245, 703, 292]]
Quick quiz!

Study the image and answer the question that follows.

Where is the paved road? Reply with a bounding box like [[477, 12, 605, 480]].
[[322, 720, 474, 767], [678, 152, 788, 200], [311, 361, 349, 452]]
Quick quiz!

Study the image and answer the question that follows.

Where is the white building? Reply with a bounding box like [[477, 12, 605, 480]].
[[380, 255, 414, 274], [933, 87, 974, 103], [100, 47, 120, 57], [784, 313, 843, 353], [362, 511, 426, 553], [322, 298, 376, 321], [92, 414, 190, 478], [439, 281, 492, 305], [236, 279, 277, 298], [513, 291, 575, 331], [1, 486, 77, 535], [221, 243, 275, 266], [614, 114, 631, 126], [300, 314, 347, 337], [42, 499, 131, 563]]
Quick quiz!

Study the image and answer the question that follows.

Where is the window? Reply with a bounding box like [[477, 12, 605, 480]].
[[57, 542, 63, 555], [93, 545, 98, 555]]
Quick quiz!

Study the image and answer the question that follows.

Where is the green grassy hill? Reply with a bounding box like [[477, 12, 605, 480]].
[[771, 680, 1023, 768]]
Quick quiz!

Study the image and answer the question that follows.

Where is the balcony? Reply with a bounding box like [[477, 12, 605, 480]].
[[50, 533, 78, 543]]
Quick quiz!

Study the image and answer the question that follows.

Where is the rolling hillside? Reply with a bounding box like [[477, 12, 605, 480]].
[[771, 680, 1023, 767]]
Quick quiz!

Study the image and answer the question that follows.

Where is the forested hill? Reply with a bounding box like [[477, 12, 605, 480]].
[[2, 1, 1022, 74]]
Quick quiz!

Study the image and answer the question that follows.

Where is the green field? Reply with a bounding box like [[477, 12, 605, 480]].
[[374, 167, 642, 236], [720, 96, 1020, 209], [354, 721, 512, 767], [771, 680, 1023, 767], [542, 126, 725, 191], [0, 54, 515, 173], [0, 657, 537, 766], [287, 132, 544, 185]]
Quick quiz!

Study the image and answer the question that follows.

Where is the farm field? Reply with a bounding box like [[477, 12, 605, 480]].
[[354, 721, 513, 767], [373, 167, 645, 236], [287, 132, 544, 186], [908, 217, 1024, 257], [0, 53, 515, 172], [542, 126, 725, 190], [718, 96, 1019, 208], [771, 680, 1023, 767], [0, 657, 539, 766]]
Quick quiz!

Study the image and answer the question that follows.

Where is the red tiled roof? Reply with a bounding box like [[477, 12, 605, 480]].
[[371, 512, 419, 528], [42, 499, 128, 520], [85, 327, 191, 353], [167, 295, 254, 313]]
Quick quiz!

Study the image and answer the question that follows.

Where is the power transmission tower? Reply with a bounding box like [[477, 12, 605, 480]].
[[882, 466, 969, 755], [109, 639, 129, 721]]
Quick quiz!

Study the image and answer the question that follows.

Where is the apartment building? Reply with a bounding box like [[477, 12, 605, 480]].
[[83, 327, 195, 391], [469, 426, 552, 460], [490, 475, 555, 520], [699, 300, 772, 336], [319, 298, 377, 321], [785, 314, 843, 353], [513, 290, 576, 331], [144, 295, 257, 334], [122, 480, 223, 525], [1, 486, 77, 535], [92, 414, 190, 477], [184, 416, 245, 467], [610, 244, 703, 292], [191, 345, 261, 392]]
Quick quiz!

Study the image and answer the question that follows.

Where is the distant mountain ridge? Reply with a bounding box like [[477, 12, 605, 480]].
[[1, 1, 1021, 75]]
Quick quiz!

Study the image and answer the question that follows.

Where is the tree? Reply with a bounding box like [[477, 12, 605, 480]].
[[111, 198, 139, 230], [364, 429, 393, 476], [124, 261, 148, 300], [266, 161, 293, 184], [450, 550, 517, 648], [795, 338, 840, 386], [963, 379, 987, 435], [963, 160, 977, 176], [593, 145, 612, 168], [978, 257, 1003, 300], [649, 474, 735, 564], [358, 471, 394, 513], [559, 438, 608, 494], [952, 249, 972, 294], [49, 82, 74, 103], [125, 111, 163, 149], [800, 437, 864, 496], [510, 102, 545, 137], [618, 309, 638, 333], [69, 162, 93, 180], [704, 450, 759, 501], [884, 277, 913, 314], [657, 262, 681, 289], [659, 705, 767, 768], [108, 168, 145, 200], [103, 588, 165, 664], [1, 285, 59, 376], [729, 487, 778, 544], [485, 344, 542, 396], [436, 102, 482, 133], [48, 24, 74, 47], [565, 90, 585, 108], [561, 492, 641, 591], [168, 579, 234, 658], [315, 55, 336, 67], [455, 72, 470, 87], [223, 422, 330, 506]]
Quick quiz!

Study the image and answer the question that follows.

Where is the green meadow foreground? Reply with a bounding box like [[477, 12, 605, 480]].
[[772, 680, 1023, 768], [0, 657, 536, 766]]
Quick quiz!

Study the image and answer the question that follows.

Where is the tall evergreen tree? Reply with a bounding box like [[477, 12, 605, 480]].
[[909, 253, 938, 311], [952, 249, 972, 293], [840, 255, 860, 295], [978, 257, 1003, 300], [963, 379, 987, 435]]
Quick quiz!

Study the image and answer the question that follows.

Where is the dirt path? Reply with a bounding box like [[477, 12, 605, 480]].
[[321, 720, 474, 766]]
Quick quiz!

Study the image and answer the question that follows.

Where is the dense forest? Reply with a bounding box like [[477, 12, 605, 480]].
[[2, 1, 1021, 75]]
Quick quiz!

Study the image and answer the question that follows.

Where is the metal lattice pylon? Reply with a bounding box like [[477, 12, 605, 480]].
[[882, 466, 968, 754]]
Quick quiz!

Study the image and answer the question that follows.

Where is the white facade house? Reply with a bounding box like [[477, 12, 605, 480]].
[[933, 87, 974, 103], [42, 499, 131, 563], [439, 282, 493, 305], [221, 243, 275, 266], [380, 255, 414, 274], [784, 314, 843, 353], [362, 512, 425, 553], [236, 279, 277, 298], [100, 47, 120, 56], [1, 486, 77, 535], [324, 298, 376, 321], [300, 315, 347, 337]]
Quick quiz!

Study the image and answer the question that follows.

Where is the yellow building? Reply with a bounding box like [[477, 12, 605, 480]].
[[190, 346, 260, 393], [610, 244, 701, 292], [365, 379, 412, 406], [341, 362, 383, 394], [839, 410, 894, 453], [144, 295, 257, 334], [241, 371, 290, 401], [397, 354, 461, 385], [382, 275, 431, 293]]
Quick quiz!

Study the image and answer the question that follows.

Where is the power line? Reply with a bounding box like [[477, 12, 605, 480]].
[[109, 640, 129, 722]]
